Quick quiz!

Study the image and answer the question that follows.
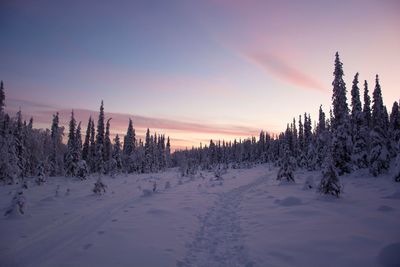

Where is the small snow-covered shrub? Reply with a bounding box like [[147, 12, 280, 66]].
[[318, 161, 342, 198], [277, 145, 295, 183], [76, 160, 89, 180], [4, 189, 26, 216], [164, 181, 171, 189], [35, 162, 46, 185], [152, 181, 157, 192], [213, 164, 227, 181], [93, 177, 107, 195]]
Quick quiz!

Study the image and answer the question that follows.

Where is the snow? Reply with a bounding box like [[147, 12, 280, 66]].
[[0, 165, 399, 267]]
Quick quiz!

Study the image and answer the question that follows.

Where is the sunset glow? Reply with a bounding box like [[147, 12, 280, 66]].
[[2, 0, 399, 148]]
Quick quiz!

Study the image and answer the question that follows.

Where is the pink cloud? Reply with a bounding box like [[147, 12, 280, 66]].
[[243, 51, 327, 92]]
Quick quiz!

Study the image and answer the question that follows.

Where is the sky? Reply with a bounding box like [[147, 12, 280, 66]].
[[1, 0, 399, 149]]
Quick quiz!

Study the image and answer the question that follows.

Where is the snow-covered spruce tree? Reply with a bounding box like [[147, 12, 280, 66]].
[[65, 111, 78, 177], [35, 161, 46, 185], [0, 129, 20, 184], [331, 52, 352, 175], [277, 144, 295, 182], [95, 101, 105, 173], [318, 150, 342, 198], [112, 134, 123, 172], [389, 101, 400, 158], [4, 189, 26, 216], [351, 73, 369, 169], [394, 139, 400, 182], [93, 175, 107, 195], [144, 128, 152, 173], [14, 110, 27, 180], [89, 118, 96, 172], [49, 112, 64, 176], [104, 118, 113, 174], [82, 116, 91, 162], [122, 118, 135, 173], [363, 80, 372, 129], [315, 105, 329, 168], [369, 75, 390, 176], [0, 81, 5, 115]]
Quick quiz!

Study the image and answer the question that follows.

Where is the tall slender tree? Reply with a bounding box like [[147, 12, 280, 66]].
[[369, 75, 390, 176], [331, 52, 352, 175]]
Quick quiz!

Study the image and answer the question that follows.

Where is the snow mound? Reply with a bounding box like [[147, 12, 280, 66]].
[[378, 242, 400, 267]]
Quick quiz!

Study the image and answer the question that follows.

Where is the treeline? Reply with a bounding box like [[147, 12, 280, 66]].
[[0, 90, 172, 184], [173, 53, 400, 184]]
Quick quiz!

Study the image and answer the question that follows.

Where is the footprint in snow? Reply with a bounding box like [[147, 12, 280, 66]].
[[97, 231, 105, 235]]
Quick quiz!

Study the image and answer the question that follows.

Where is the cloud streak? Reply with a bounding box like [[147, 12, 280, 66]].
[[244, 51, 327, 92]]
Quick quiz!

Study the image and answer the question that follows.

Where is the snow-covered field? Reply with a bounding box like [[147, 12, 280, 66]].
[[1, 165, 399, 267]]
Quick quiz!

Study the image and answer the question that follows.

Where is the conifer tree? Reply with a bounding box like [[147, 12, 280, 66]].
[[330, 52, 352, 175], [351, 73, 368, 168], [318, 147, 342, 198], [277, 144, 295, 182], [166, 136, 171, 167], [82, 117, 92, 161], [0, 81, 5, 115], [65, 111, 78, 176], [363, 80, 372, 128], [89, 118, 96, 172], [104, 118, 112, 162], [144, 128, 152, 173], [14, 110, 27, 179], [113, 134, 123, 171], [95, 101, 105, 172], [369, 75, 390, 176], [389, 101, 400, 157], [122, 119, 135, 172]]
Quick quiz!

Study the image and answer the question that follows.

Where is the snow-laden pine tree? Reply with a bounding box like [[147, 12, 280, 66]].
[[112, 134, 123, 172], [104, 118, 113, 173], [369, 75, 390, 176], [82, 116, 91, 162], [95, 101, 105, 173], [144, 128, 152, 173], [35, 161, 46, 185], [318, 149, 342, 198], [14, 110, 27, 180], [65, 111, 78, 177], [277, 144, 295, 182], [89, 118, 96, 172], [351, 73, 369, 169], [0, 81, 4, 114], [49, 112, 64, 176], [315, 105, 329, 168], [331, 52, 352, 175], [0, 125, 20, 184], [389, 101, 400, 158], [123, 119, 135, 173], [363, 80, 372, 129], [166, 136, 171, 168], [394, 139, 400, 182]]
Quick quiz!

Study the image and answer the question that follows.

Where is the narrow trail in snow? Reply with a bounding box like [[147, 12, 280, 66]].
[[179, 176, 267, 267]]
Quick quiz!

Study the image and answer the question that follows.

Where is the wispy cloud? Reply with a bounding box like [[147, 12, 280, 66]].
[[243, 51, 327, 92]]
